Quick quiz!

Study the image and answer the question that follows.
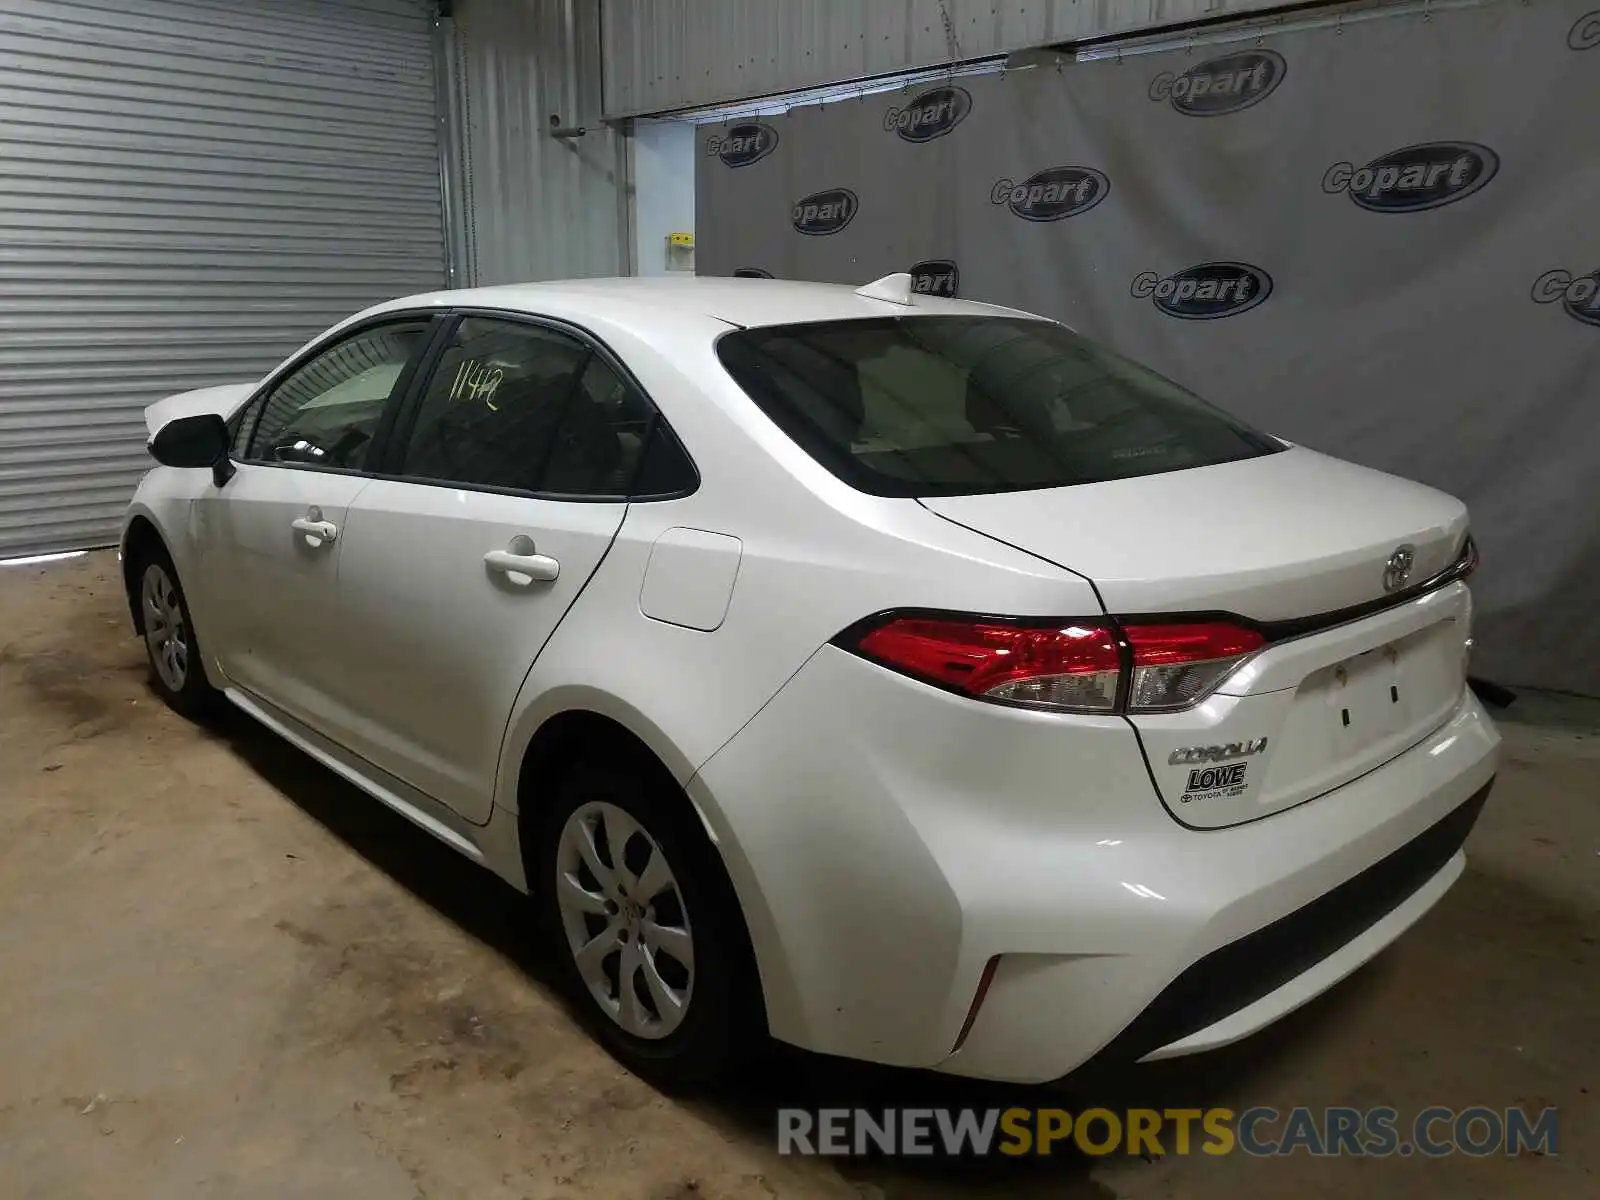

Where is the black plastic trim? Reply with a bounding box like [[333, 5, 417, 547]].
[[1079, 778, 1493, 1070], [1118, 534, 1478, 646], [371, 311, 462, 476]]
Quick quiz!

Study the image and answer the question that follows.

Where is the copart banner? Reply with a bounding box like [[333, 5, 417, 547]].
[[696, 0, 1600, 695]]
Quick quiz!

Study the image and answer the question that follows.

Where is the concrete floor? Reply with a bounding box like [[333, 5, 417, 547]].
[[0, 551, 1595, 1199]]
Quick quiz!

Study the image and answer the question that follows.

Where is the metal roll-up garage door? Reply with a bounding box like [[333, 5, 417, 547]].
[[0, 0, 447, 557]]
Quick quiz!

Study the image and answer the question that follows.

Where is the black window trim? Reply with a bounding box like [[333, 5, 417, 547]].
[[227, 308, 452, 478], [371, 305, 702, 505]]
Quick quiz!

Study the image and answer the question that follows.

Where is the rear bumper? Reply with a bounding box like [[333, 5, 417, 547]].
[[690, 646, 1499, 1084], [1093, 779, 1488, 1067]]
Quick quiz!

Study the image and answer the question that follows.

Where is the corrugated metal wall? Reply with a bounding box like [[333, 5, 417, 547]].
[[602, 0, 1349, 115], [0, 0, 445, 558], [452, 0, 626, 285]]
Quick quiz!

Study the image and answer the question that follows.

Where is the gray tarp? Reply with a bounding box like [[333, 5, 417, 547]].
[[696, 0, 1600, 696]]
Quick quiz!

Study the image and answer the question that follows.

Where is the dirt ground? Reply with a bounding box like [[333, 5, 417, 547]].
[[0, 551, 1595, 1199]]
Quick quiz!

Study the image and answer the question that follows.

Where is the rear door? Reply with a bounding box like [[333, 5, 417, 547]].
[[328, 314, 660, 824], [195, 315, 437, 723]]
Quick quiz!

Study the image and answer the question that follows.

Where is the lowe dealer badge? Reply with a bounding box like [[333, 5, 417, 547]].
[[1180, 762, 1251, 803]]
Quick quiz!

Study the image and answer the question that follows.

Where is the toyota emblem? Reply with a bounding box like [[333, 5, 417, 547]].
[[1382, 545, 1415, 593]]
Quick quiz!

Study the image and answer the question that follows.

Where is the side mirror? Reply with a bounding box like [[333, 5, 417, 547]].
[[150, 413, 235, 486]]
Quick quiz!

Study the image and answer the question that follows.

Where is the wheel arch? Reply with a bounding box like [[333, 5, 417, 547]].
[[120, 512, 167, 635], [120, 504, 225, 692], [499, 687, 697, 815], [509, 699, 771, 1035], [508, 696, 704, 860]]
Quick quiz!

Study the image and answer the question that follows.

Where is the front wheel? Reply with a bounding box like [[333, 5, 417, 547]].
[[540, 760, 760, 1086], [134, 546, 219, 718]]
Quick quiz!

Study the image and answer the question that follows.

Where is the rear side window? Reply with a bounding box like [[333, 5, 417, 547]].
[[398, 317, 658, 498], [715, 316, 1281, 497]]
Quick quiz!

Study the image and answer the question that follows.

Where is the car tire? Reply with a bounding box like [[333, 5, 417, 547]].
[[132, 542, 220, 719], [538, 758, 761, 1087]]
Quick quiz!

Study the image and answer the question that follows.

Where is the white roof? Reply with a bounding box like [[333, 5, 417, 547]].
[[373, 275, 1037, 331]]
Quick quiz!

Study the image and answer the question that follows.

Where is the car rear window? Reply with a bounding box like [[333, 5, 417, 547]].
[[715, 315, 1282, 497]]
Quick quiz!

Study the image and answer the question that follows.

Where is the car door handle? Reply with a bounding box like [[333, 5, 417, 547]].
[[291, 517, 339, 545], [484, 549, 560, 584]]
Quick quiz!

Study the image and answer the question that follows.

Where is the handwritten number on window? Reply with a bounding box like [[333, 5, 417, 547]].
[[449, 359, 506, 410]]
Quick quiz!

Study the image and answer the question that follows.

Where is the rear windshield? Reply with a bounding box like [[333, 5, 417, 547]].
[[715, 315, 1281, 497]]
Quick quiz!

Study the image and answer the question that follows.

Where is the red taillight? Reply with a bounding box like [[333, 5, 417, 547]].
[[842, 612, 1266, 714], [852, 615, 1121, 712], [1123, 621, 1265, 712]]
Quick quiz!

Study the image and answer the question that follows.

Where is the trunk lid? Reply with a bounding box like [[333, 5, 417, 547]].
[[919, 446, 1467, 620], [1128, 583, 1475, 827], [922, 447, 1476, 827]]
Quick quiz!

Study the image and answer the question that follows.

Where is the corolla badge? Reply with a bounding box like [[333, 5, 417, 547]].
[[1322, 142, 1498, 213], [1168, 738, 1269, 766], [1148, 49, 1286, 116], [1131, 262, 1272, 319], [1383, 545, 1416, 593], [990, 166, 1110, 222]]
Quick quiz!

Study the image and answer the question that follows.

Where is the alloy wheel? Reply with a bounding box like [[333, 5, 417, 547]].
[[141, 563, 189, 692], [554, 800, 695, 1039]]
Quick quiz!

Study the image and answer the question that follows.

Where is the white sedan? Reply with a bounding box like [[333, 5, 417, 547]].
[[122, 274, 1498, 1085]]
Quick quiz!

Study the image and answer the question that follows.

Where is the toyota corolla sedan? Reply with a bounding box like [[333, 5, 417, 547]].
[[122, 274, 1497, 1085]]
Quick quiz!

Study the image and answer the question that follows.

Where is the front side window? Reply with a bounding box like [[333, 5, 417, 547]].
[[715, 316, 1282, 497], [246, 319, 432, 469], [398, 317, 656, 497]]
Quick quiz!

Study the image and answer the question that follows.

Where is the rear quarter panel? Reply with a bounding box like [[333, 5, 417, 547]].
[[489, 316, 1106, 821]]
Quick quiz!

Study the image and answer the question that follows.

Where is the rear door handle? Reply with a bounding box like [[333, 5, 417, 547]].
[[484, 549, 560, 584], [291, 517, 339, 546]]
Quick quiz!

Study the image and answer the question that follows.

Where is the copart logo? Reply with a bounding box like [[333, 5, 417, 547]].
[[990, 166, 1110, 222], [792, 188, 858, 236], [1532, 268, 1600, 327], [884, 85, 971, 142], [705, 122, 779, 168], [1322, 142, 1498, 213], [1168, 737, 1268, 766], [908, 259, 959, 298], [1570, 11, 1600, 50], [1131, 262, 1272, 319], [732, 268, 774, 279], [1149, 49, 1286, 116]]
